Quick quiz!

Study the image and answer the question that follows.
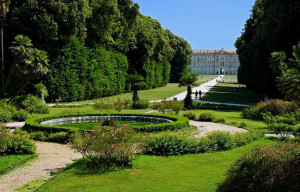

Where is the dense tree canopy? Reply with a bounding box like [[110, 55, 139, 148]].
[[235, 0, 300, 98], [1, 0, 192, 101]]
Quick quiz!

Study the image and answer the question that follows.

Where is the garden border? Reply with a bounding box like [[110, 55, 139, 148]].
[[23, 112, 190, 133]]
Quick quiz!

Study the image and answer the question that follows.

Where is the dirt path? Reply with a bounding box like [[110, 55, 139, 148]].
[[0, 142, 81, 192], [189, 120, 247, 137]]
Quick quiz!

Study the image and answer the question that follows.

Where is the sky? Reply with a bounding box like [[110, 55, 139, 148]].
[[132, 0, 256, 50]]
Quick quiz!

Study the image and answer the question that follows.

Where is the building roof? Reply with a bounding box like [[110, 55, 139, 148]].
[[193, 48, 236, 54]]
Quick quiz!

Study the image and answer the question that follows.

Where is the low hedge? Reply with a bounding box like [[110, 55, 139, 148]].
[[23, 112, 190, 134], [193, 101, 246, 111]]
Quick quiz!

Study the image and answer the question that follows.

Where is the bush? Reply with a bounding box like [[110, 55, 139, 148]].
[[0, 109, 12, 123], [182, 112, 196, 120], [144, 132, 207, 156], [151, 101, 169, 114], [145, 130, 265, 156], [93, 100, 113, 111], [193, 101, 245, 111], [207, 131, 233, 151], [198, 112, 215, 122], [6, 134, 36, 154], [29, 131, 46, 140], [242, 99, 298, 120], [215, 118, 226, 123], [168, 101, 184, 115], [48, 132, 69, 143], [12, 109, 30, 121], [12, 95, 50, 114], [0, 125, 9, 153], [113, 98, 126, 112], [219, 143, 300, 192], [132, 99, 149, 109], [239, 122, 247, 128], [71, 124, 136, 169], [263, 112, 300, 139]]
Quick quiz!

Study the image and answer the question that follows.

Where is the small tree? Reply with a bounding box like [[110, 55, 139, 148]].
[[178, 74, 199, 109], [128, 72, 146, 106]]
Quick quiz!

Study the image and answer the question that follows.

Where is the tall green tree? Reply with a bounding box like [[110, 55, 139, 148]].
[[236, 0, 300, 97], [178, 74, 199, 109]]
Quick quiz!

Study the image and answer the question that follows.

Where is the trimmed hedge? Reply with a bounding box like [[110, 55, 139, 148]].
[[193, 101, 246, 111], [23, 113, 190, 134]]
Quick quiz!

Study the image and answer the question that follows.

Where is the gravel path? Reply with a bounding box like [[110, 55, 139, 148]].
[[0, 142, 81, 192], [189, 120, 247, 137]]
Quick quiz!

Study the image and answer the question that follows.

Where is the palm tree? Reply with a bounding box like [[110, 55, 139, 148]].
[[5, 35, 33, 90], [178, 74, 199, 109], [274, 42, 300, 105]]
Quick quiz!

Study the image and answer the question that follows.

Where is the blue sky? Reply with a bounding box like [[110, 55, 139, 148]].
[[132, 0, 256, 50]]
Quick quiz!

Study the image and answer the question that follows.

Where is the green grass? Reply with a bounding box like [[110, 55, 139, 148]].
[[0, 154, 34, 174], [37, 138, 276, 192], [202, 75, 258, 105], [180, 110, 267, 130]]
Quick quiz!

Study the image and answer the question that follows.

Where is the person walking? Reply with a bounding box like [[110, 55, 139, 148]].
[[199, 90, 202, 99], [195, 90, 198, 99]]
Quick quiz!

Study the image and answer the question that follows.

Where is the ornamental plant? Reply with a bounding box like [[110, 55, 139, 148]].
[[71, 124, 137, 170], [113, 98, 126, 112], [0, 125, 9, 153]]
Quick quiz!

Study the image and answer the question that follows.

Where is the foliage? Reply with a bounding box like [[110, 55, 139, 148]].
[[4, 0, 192, 102], [93, 100, 113, 112], [5, 133, 36, 155], [219, 142, 300, 192], [242, 99, 298, 120], [0, 125, 10, 153], [113, 98, 126, 112], [48, 132, 69, 143], [271, 42, 300, 105], [145, 130, 265, 156], [215, 118, 226, 123], [29, 131, 46, 140], [179, 74, 199, 109], [131, 99, 149, 109], [182, 111, 197, 120], [263, 112, 300, 139], [12, 95, 50, 114], [12, 109, 29, 121], [151, 100, 170, 114], [0, 108, 12, 123], [238, 122, 247, 128], [235, 0, 300, 97], [71, 124, 136, 169], [198, 112, 215, 122]]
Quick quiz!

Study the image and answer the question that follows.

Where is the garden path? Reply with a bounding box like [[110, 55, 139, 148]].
[[189, 120, 247, 137], [0, 142, 81, 192]]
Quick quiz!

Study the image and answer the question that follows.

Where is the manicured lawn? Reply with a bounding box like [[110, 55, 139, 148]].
[[196, 75, 219, 84], [202, 75, 258, 105], [180, 110, 267, 130], [0, 154, 34, 174], [38, 138, 275, 192]]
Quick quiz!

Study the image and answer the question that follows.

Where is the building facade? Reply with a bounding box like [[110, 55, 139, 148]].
[[189, 48, 240, 75]]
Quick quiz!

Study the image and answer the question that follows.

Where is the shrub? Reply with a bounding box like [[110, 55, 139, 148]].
[[12, 95, 50, 114], [101, 119, 115, 126], [132, 99, 149, 109], [144, 132, 205, 156], [151, 101, 169, 114], [239, 122, 247, 128], [71, 124, 136, 169], [113, 98, 126, 112], [6, 134, 36, 154], [168, 101, 184, 115], [29, 131, 46, 140], [193, 101, 245, 111], [182, 112, 196, 120], [93, 100, 113, 111], [0, 109, 12, 123], [198, 112, 215, 122], [0, 125, 9, 153], [215, 118, 226, 123], [219, 143, 300, 192], [48, 132, 69, 143], [231, 121, 237, 125], [242, 99, 298, 120], [207, 131, 233, 151], [12, 109, 30, 121]]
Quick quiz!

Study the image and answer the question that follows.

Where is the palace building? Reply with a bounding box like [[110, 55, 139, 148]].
[[189, 48, 240, 75]]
